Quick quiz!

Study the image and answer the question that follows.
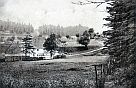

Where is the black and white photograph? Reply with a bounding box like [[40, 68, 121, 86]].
[[0, 0, 135, 88]]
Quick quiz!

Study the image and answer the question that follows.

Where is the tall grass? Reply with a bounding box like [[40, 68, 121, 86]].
[[0, 62, 96, 88], [0, 72, 95, 88]]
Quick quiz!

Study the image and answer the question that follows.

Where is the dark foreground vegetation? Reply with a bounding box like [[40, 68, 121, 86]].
[[104, 0, 136, 87], [0, 62, 98, 88]]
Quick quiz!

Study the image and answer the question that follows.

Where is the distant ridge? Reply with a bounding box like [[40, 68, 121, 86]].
[[38, 24, 90, 36]]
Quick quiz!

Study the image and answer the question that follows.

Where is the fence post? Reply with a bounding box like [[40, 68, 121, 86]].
[[94, 65, 98, 88], [93, 64, 105, 88]]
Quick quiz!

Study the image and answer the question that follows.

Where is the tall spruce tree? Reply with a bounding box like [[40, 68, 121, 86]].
[[104, 0, 136, 87], [22, 34, 35, 60]]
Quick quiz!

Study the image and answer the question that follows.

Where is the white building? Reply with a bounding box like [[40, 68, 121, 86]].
[[29, 49, 51, 59]]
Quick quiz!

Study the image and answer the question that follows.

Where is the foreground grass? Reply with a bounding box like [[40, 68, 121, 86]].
[[0, 62, 98, 88]]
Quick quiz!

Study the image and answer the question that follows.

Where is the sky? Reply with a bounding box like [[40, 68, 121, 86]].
[[0, 0, 110, 33]]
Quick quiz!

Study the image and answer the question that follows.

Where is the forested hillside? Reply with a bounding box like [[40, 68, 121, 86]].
[[0, 20, 34, 34], [38, 24, 89, 36]]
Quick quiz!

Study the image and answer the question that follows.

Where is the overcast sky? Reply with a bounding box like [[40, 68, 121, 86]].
[[0, 0, 110, 33]]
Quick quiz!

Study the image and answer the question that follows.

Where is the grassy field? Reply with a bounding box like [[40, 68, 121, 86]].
[[0, 61, 101, 88], [0, 39, 107, 88]]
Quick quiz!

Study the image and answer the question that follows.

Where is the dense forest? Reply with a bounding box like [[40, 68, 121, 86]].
[[38, 24, 89, 36], [104, 0, 136, 87], [0, 19, 90, 36], [0, 20, 34, 34]]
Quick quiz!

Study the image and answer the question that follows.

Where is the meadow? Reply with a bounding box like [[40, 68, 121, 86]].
[[0, 61, 98, 88]]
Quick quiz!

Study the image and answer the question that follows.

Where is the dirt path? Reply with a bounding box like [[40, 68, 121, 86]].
[[67, 47, 105, 57], [12, 56, 109, 68], [33, 56, 108, 63]]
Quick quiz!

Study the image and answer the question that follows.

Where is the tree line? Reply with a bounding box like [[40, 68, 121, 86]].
[[0, 20, 34, 34], [38, 24, 89, 36]]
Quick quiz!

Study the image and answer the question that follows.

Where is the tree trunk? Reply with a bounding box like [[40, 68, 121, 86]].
[[85, 45, 88, 50], [50, 50, 53, 59]]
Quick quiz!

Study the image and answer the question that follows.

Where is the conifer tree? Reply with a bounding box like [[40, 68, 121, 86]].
[[22, 34, 35, 60], [104, 0, 136, 87]]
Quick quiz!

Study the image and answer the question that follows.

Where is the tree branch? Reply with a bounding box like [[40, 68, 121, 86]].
[[72, 0, 107, 8]]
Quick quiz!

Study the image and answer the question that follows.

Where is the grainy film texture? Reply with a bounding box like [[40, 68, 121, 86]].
[[0, 0, 135, 88]]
